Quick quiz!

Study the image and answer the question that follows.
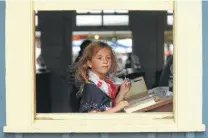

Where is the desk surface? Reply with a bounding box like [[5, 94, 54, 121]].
[[136, 98, 173, 112]]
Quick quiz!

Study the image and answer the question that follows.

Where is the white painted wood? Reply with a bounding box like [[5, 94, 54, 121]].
[[33, 0, 173, 11], [173, 0, 203, 129], [4, 0, 35, 129], [3, 0, 205, 133]]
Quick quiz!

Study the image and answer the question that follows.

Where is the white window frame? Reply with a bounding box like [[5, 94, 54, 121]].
[[4, 0, 205, 133]]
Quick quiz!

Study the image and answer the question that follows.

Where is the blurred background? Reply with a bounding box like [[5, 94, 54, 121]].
[[34, 10, 173, 113]]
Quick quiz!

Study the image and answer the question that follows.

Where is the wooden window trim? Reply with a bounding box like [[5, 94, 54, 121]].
[[3, 0, 205, 133]]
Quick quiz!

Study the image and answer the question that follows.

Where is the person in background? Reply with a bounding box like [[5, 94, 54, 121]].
[[67, 39, 92, 112], [125, 53, 132, 69], [74, 39, 92, 63], [75, 41, 131, 113], [125, 53, 141, 70], [159, 55, 173, 91]]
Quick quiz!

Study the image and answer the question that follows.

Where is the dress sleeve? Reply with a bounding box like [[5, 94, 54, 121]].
[[79, 84, 108, 113]]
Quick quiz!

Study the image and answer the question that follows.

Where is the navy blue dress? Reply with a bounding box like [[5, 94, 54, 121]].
[[79, 82, 113, 113]]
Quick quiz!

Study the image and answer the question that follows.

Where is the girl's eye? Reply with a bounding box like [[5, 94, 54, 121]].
[[98, 57, 102, 59]]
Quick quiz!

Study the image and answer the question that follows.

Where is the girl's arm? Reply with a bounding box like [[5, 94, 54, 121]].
[[114, 91, 126, 105], [103, 101, 128, 113], [114, 80, 131, 105], [89, 101, 129, 113]]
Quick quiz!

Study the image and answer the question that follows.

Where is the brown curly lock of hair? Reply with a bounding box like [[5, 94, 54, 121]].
[[75, 41, 118, 83]]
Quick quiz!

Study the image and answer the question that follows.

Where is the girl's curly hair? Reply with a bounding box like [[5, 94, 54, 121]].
[[75, 41, 118, 84]]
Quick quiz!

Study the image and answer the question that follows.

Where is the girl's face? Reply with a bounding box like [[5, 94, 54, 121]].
[[87, 47, 112, 80]]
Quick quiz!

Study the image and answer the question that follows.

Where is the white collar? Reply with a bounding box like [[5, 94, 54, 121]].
[[88, 70, 111, 96]]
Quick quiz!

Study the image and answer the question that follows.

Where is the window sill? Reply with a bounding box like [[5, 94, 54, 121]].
[[3, 124, 205, 133], [3, 113, 205, 133]]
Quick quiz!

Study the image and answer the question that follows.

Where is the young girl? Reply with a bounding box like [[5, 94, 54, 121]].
[[75, 41, 131, 113]]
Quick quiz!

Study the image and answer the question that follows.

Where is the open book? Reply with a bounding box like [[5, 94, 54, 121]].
[[124, 76, 148, 100], [123, 91, 161, 113], [124, 96, 156, 113], [123, 77, 160, 113]]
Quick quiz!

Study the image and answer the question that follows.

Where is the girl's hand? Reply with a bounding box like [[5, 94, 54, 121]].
[[119, 79, 132, 96], [115, 101, 129, 111], [89, 110, 98, 113], [88, 101, 129, 113]]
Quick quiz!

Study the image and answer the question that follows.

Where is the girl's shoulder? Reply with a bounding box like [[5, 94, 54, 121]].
[[82, 81, 104, 96], [83, 81, 99, 91]]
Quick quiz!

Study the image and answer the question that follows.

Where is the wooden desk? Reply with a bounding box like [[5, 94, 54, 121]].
[[136, 98, 173, 112]]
